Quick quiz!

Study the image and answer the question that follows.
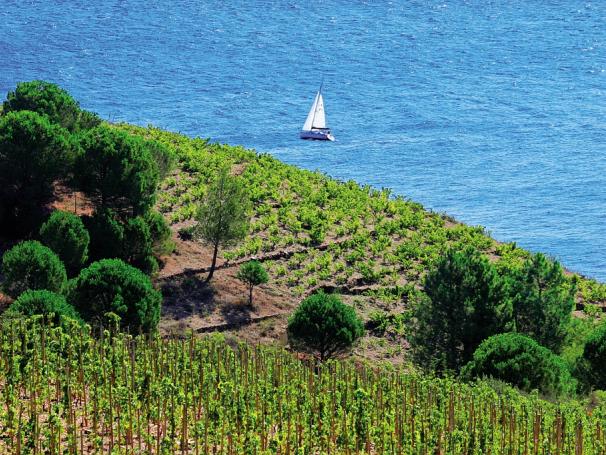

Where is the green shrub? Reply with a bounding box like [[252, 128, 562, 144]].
[[288, 292, 364, 361], [236, 260, 269, 306], [5, 289, 82, 325], [462, 333, 576, 397], [86, 209, 125, 261], [582, 324, 606, 390], [2, 240, 67, 298], [39, 210, 90, 274], [2, 80, 100, 131], [69, 259, 161, 332]]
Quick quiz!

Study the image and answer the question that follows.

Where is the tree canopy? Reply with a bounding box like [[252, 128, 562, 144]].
[[510, 253, 575, 352], [2, 80, 100, 131], [193, 167, 250, 282], [75, 125, 159, 217], [411, 246, 513, 373], [236, 260, 269, 306], [0, 110, 72, 232], [287, 292, 364, 361], [582, 323, 606, 390]]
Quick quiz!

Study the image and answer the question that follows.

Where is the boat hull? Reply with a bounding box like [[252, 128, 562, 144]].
[[300, 130, 335, 141]]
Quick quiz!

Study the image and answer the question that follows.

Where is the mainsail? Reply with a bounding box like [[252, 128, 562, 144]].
[[302, 91, 327, 131]]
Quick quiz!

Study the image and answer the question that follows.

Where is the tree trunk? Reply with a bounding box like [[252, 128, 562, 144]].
[[205, 241, 220, 283], [249, 285, 253, 307]]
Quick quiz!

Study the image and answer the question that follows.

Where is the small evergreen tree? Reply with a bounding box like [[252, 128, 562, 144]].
[[509, 253, 575, 352], [2, 80, 100, 131], [193, 167, 250, 283], [39, 210, 90, 274], [411, 246, 513, 373], [287, 292, 364, 361], [236, 260, 268, 306], [1, 240, 67, 298], [75, 125, 159, 217], [69, 258, 161, 332], [462, 333, 576, 396], [5, 289, 82, 325], [582, 323, 606, 390], [0, 110, 72, 233]]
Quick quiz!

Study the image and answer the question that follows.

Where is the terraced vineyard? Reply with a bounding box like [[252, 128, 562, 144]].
[[1, 318, 605, 454], [116, 124, 606, 310]]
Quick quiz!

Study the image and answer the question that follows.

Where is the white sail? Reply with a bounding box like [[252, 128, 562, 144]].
[[313, 93, 326, 129], [302, 92, 320, 131]]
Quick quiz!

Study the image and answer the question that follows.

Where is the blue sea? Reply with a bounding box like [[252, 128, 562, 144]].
[[1, 1, 605, 279]]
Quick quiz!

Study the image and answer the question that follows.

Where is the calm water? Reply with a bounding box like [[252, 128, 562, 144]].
[[2, 1, 605, 279]]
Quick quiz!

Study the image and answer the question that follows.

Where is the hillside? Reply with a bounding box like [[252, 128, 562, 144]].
[[114, 124, 606, 362]]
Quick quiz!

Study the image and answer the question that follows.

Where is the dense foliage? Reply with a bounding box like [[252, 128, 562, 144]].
[[2, 80, 100, 131], [75, 125, 159, 217], [4, 289, 82, 325], [123, 216, 157, 274], [462, 333, 576, 397], [510, 253, 576, 352], [1, 240, 67, 298], [193, 167, 251, 282], [0, 110, 72, 232], [236, 260, 268, 306], [68, 259, 161, 332], [0, 319, 604, 453], [39, 210, 90, 274], [288, 292, 364, 360], [411, 247, 512, 372], [582, 324, 606, 390]]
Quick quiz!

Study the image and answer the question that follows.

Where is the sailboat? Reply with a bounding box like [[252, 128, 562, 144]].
[[300, 84, 335, 141]]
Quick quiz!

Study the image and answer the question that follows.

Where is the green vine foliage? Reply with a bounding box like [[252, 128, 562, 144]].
[[114, 123, 606, 307], [0, 318, 603, 453]]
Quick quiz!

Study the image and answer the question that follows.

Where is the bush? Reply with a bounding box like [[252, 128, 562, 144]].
[[69, 259, 161, 332], [0, 110, 72, 233], [287, 292, 364, 361], [2, 80, 100, 131], [144, 210, 174, 255], [123, 216, 157, 274], [85, 209, 125, 261], [236, 260, 268, 306], [462, 333, 576, 397], [2, 240, 67, 298], [411, 247, 512, 373], [582, 324, 606, 390], [509, 253, 576, 353], [40, 210, 90, 274], [5, 289, 82, 325]]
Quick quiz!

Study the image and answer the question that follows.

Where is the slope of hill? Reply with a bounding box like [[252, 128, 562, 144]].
[[114, 124, 606, 362]]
